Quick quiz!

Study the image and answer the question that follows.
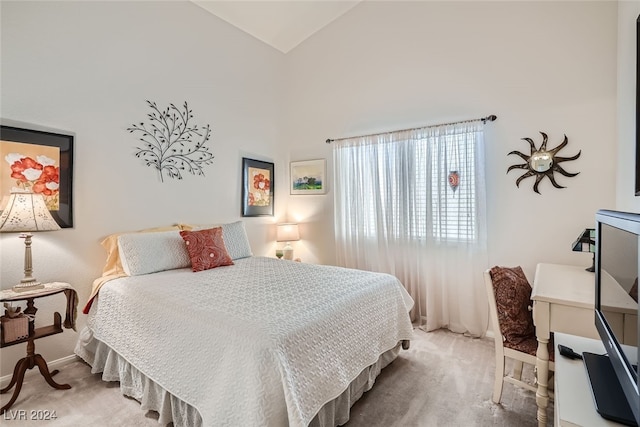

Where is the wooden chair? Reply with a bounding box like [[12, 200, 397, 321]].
[[484, 268, 554, 404]]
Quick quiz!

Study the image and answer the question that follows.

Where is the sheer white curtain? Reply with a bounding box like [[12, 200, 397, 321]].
[[333, 121, 489, 337]]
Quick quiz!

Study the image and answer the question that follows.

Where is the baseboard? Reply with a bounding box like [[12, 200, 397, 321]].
[[0, 354, 79, 388], [418, 316, 496, 339]]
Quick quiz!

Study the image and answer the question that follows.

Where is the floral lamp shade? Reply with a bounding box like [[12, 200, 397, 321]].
[[0, 191, 60, 232], [0, 191, 60, 291]]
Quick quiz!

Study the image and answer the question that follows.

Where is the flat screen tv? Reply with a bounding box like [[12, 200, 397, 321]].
[[587, 210, 640, 426], [636, 15, 640, 196]]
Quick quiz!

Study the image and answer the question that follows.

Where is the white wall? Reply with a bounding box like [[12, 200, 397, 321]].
[[283, 1, 618, 280], [617, 1, 640, 211], [0, 0, 624, 378], [0, 1, 287, 377]]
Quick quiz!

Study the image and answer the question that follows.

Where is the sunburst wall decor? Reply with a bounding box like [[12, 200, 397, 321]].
[[507, 131, 581, 194]]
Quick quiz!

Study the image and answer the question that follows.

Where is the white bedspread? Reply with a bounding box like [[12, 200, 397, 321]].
[[82, 257, 414, 426]]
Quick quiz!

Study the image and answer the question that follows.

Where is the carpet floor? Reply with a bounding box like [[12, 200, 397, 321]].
[[0, 328, 549, 426]]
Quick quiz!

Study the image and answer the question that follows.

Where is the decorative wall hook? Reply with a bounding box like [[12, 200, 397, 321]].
[[507, 131, 580, 194], [127, 100, 214, 182], [448, 170, 459, 193]]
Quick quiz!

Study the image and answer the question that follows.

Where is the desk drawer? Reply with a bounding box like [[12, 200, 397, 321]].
[[549, 305, 599, 340]]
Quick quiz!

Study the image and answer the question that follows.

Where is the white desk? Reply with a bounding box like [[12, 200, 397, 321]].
[[531, 263, 638, 427], [554, 332, 627, 426]]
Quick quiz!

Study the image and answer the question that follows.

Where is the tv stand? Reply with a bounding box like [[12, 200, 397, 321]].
[[583, 352, 637, 426], [555, 333, 633, 426]]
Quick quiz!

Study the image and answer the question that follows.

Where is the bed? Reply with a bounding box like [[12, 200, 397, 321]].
[[75, 222, 414, 427]]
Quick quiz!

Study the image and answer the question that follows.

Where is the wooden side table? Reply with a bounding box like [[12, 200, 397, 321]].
[[0, 283, 77, 414]]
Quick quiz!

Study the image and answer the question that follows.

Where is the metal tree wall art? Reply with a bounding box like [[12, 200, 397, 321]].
[[127, 100, 213, 182], [507, 131, 581, 194]]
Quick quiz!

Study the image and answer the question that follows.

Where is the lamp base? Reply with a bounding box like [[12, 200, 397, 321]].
[[283, 243, 294, 261], [12, 281, 44, 293], [586, 253, 595, 272], [14, 232, 44, 291]]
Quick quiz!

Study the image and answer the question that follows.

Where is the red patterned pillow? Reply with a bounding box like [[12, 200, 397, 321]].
[[489, 266, 535, 346], [179, 227, 234, 272]]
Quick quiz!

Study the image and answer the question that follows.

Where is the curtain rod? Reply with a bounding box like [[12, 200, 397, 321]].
[[325, 114, 497, 144]]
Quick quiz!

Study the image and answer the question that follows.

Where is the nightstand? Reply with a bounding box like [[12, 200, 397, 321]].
[[0, 282, 77, 414]]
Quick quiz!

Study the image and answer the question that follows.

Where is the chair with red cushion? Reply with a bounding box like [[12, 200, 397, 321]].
[[484, 266, 555, 404]]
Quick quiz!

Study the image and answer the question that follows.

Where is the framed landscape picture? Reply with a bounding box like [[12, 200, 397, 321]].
[[0, 125, 74, 228], [290, 159, 326, 195], [241, 157, 274, 216]]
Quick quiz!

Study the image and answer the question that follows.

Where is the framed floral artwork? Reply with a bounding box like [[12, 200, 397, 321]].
[[290, 159, 326, 195], [241, 157, 274, 217], [0, 125, 74, 228]]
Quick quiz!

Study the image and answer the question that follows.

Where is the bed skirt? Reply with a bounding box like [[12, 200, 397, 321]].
[[74, 327, 402, 427]]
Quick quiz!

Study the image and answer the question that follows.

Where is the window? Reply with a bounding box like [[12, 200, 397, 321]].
[[332, 119, 489, 336], [334, 122, 484, 244], [429, 130, 478, 242]]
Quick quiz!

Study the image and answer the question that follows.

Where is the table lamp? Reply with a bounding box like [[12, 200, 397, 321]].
[[276, 223, 300, 261], [0, 191, 61, 291], [571, 228, 596, 272]]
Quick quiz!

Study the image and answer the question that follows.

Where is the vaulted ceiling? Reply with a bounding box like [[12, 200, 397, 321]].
[[191, 1, 361, 53]]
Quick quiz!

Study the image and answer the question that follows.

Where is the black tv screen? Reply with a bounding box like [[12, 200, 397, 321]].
[[590, 210, 640, 426], [636, 15, 640, 196]]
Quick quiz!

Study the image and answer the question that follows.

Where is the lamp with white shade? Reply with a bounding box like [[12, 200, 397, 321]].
[[276, 223, 300, 261], [0, 191, 61, 292]]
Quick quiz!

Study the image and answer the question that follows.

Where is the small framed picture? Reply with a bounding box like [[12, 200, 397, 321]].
[[242, 157, 274, 216], [290, 159, 326, 195]]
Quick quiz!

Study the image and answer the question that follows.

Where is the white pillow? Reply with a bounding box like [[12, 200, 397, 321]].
[[118, 230, 191, 276], [181, 221, 253, 260], [221, 221, 253, 260]]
